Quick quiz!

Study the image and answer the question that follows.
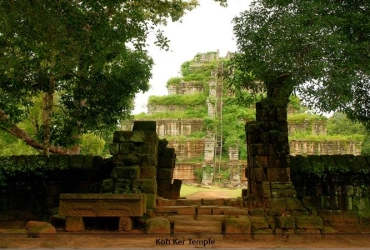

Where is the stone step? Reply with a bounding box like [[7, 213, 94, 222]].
[[154, 205, 249, 216], [173, 220, 222, 235], [156, 198, 244, 207]]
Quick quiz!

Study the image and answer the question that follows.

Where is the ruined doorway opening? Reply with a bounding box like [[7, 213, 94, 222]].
[[84, 217, 119, 231]]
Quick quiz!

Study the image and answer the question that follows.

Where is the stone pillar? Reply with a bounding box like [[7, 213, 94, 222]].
[[157, 139, 179, 199], [246, 100, 302, 212], [103, 121, 159, 210], [201, 165, 214, 185]]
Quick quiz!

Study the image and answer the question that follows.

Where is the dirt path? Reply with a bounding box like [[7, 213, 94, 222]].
[[186, 190, 237, 199], [1, 231, 370, 248], [1, 220, 370, 249]]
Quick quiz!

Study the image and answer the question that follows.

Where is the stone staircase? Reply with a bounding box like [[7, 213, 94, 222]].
[[145, 197, 324, 238]]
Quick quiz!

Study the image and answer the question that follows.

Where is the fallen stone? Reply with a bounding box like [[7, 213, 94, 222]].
[[27, 224, 56, 238], [26, 221, 51, 229], [65, 216, 85, 232], [145, 217, 170, 234], [224, 216, 251, 235]]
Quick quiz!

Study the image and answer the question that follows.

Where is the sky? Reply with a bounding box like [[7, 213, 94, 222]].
[[132, 0, 252, 114]]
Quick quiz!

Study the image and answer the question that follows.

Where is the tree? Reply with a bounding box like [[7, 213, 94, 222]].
[[230, 0, 370, 129], [0, 0, 202, 155], [327, 112, 370, 155]]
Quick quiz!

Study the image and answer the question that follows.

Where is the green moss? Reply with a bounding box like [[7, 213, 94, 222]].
[[166, 77, 182, 87], [148, 93, 207, 106]]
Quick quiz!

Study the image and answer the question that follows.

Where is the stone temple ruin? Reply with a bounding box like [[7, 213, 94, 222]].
[[49, 121, 329, 236], [0, 119, 370, 237]]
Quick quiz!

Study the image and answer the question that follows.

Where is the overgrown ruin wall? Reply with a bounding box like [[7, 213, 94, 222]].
[[0, 155, 113, 221], [290, 140, 362, 156], [167, 139, 204, 160], [121, 119, 203, 137], [147, 104, 204, 115], [290, 155, 370, 224], [288, 120, 327, 135], [167, 81, 204, 95]]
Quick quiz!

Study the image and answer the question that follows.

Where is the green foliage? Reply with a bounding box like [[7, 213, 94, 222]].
[[134, 109, 207, 119], [327, 112, 367, 136], [289, 132, 364, 142], [231, 0, 370, 129], [327, 112, 370, 155], [288, 113, 327, 123], [193, 167, 203, 182], [166, 77, 182, 87], [0, 0, 200, 153], [80, 133, 106, 156], [148, 94, 207, 106], [0, 155, 68, 186], [181, 58, 218, 85], [0, 130, 39, 156]]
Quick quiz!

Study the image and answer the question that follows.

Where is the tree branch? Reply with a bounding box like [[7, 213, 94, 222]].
[[0, 109, 68, 155]]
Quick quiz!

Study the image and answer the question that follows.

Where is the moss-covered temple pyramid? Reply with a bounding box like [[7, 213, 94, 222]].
[[122, 51, 363, 184]]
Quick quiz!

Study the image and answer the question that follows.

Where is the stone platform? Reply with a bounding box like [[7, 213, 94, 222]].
[[59, 193, 146, 232]]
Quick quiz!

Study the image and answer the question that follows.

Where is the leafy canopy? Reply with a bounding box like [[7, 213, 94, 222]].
[[0, 0, 206, 151], [231, 0, 370, 129]]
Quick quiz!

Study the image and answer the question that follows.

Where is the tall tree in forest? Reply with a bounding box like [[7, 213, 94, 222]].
[[0, 0, 202, 155], [231, 0, 370, 129]]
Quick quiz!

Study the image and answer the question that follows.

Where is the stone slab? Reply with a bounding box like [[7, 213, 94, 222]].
[[197, 206, 219, 215], [249, 216, 269, 229], [223, 208, 249, 216], [295, 216, 323, 229], [145, 217, 170, 234], [224, 216, 251, 234], [166, 215, 195, 223], [176, 199, 202, 206], [65, 216, 85, 232], [202, 198, 225, 206], [155, 206, 196, 215], [59, 193, 146, 217], [174, 220, 222, 234], [195, 215, 229, 222]]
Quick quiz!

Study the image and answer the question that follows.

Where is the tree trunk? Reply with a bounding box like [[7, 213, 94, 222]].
[[42, 78, 55, 156]]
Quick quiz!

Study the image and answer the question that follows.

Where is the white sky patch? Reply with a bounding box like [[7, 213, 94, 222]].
[[132, 0, 251, 114]]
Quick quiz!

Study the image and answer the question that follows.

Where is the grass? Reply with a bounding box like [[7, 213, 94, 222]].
[[180, 184, 242, 198]]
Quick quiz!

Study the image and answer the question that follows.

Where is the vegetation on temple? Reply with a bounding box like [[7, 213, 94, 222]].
[[137, 52, 370, 162]]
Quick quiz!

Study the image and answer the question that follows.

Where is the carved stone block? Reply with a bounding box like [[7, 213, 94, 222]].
[[59, 193, 146, 217]]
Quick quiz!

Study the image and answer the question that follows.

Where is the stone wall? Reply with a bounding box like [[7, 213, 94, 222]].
[[290, 155, 370, 224], [290, 140, 362, 156], [172, 163, 202, 183], [193, 51, 219, 63], [173, 163, 247, 183], [157, 119, 203, 137], [288, 120, 327, 135], [121, 119, 203, 137], [0, 155, 112, 221], [167, 139, 204, 160], [167, 81, 204, 95]]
